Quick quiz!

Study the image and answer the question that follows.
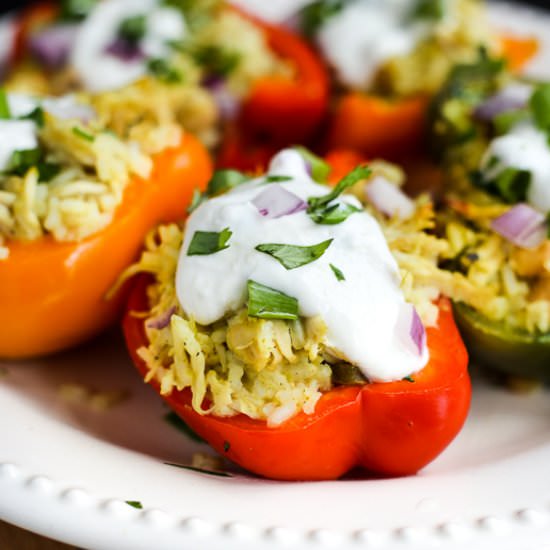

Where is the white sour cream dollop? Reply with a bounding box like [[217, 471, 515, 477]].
[[316, 0, 453, 89], [176, 149, 428, 382], [0, 93, 96, 171], [70, 0, 186, 92], [482, 122, 550, 213]]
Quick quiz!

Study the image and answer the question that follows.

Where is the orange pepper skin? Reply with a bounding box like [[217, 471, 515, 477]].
[[325, 33, 538, 159], [501, 34, 539, 73], [236, 10, 330, 145], [325, 94, 429, 160], [0, 134, 212, 359], [124, 277, 470, 481]]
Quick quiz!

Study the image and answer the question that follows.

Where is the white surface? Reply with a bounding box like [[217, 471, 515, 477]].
[[1, 331, 550, 550], [178, 149, 427, 383]]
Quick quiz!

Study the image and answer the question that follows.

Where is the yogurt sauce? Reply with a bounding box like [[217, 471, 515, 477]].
[[176, 149, 428, 382], [70, 0, 186, 92], [0, 94, 96, 171], [482, 121, 550, 213], [316, 0, 453, 89]]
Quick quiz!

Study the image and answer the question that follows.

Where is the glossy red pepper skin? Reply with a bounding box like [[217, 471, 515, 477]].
[[123, 276, 470, 481], [235, 8, 330, 146]]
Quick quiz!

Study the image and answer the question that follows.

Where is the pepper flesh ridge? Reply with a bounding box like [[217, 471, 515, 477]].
[[0, 133, 212, 358], [123, 276, 471, 481]]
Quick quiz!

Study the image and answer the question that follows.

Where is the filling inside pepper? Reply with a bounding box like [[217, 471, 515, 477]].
[[0, 89, 157, 258], [301, 0, 499, 97], [122, 149, 455, 426], [429, 54, 550, 335], [6, 0, 291, 145]]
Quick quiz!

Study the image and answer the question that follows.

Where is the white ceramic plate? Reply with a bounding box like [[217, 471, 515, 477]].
[[3, 3, 550, 550]]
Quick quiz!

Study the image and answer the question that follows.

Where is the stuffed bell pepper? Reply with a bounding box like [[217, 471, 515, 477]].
[[122, 147, 470, 480], [428, 52, 550, 381], [297, 0, 537, 158], [0, 88, 211, 358], [7, 0, 328, 148]]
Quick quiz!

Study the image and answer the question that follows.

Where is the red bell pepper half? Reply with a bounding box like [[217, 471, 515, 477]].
[[236, 8, 330, 145], [123, 275, 470, 481]]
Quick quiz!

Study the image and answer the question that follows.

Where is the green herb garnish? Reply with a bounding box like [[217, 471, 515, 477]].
[[293, 146, 331, 183], [474, 166, 531, 204], [307, 165, 370, 214], [403, 375, 415, 383], [308, 202, 361, 225], [410, 0, 444, 20], [164, 462, 232, 477], [147, 58, 183, 84], [255, 239, 332, 270], [187, 227, 232, 255], [0, 89, 10, 119], [329, 263, 345, 281], [164, 412, 205, 443], [493, 108, 529, 135], [7, 148, 61, 182], [207, 169, 248, 196], [187, 188, 206, 214], [264, 175, 292, 183], [20, 107, 45, 128], [530, 83, 550, 136], [72, 126, 95, 142], [247, 280, 299, 320], [125, 500, 143, 509], [59, 0, 97, 21], [192, 45, 240, 77], [118, 15, 147, 43], [300, 0, 344, 38]]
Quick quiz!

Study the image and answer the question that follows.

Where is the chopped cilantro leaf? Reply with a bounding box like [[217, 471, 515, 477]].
[[72, 126, 94, 142], [125, 500, 143, 509], [0, 89, 10, 119], [255, 239, 333, 270], [247, 280, 299, 320], [118, 15, 147, 43], [206, 169, 248, 196], [147, 58, 183, 84], [187, 227, 232, 255], [329, 263, 345, 281]]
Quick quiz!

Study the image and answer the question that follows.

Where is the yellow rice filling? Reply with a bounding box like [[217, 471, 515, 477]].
[[0, 111, 156, 258], [123, 169, 454, 425]]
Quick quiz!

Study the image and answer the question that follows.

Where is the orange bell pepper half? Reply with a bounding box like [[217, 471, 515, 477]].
[[325, 33, 538, 159], [123, 277, 470, 481], [236, 9, 330, 145], [0, 133, 212, 358]]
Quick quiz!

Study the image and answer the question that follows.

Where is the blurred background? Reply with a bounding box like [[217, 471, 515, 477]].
[[0, 0, 549, 14]]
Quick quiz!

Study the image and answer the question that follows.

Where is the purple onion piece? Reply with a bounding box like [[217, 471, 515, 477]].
[[104, 38, 144, 62], [28, 23, 79, 68], [365, 176, 415, 219], [397, 303, 426, 357], [410, 307, 426, 356], [42, 96, 96, 123], [146, 306, 177, 330], [474, 84, 532, 121], [491, 203, 547, 249], [207, 81, 240, 121], [252, 185, 307, 219]]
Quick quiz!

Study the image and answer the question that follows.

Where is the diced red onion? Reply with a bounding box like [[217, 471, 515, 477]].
[[104, 38, 144, 62], [410, 307, 426, 356], [365, 176, 415, 219], [252, 185, 307, 219], [28, 23, 79, 68], [146, 306, 176, 330], [42, 96, 96, 123], [206, 80, 240, 121], [396, 303, 426, 357], [491, 203, 547, 249], [474, 84, 532, 121]]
